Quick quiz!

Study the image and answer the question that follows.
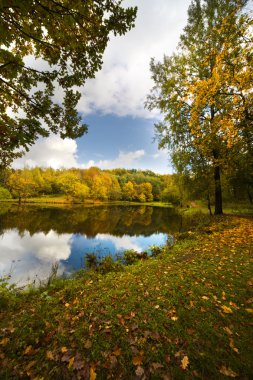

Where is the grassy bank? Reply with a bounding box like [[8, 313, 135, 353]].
[[0, 196, 173, 208], [0, 215, 253, 379]]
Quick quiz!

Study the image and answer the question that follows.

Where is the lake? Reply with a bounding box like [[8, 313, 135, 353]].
[[0, 204, 182, 285]]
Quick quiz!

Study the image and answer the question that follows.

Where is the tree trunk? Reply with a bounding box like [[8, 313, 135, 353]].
[[214, 165, 223, 214], [207, 192, 212, 216]]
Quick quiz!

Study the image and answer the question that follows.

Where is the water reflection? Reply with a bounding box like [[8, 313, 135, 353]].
[[0, 204, 181, 285]]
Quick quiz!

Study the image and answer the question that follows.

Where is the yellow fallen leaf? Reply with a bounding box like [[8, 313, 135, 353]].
[[245, 308, 253, 314], [171, 316, 178, 321], [61, 347, 68, 353], [24, 345, 33, 355], [133, 356, 143, 366], [113, 347, 122, 356], [90, 367, 97, 380], [68, 356, 75, 368], [65, 303, 70, 308], [219, 365, 238, 377], [221, 305, 233, 314], [181, 356, 189, 370], [229, 339, 239, 354], [223, 327, 233, 335], [0, 337, 10, 346], [46, 351, 54, 360]]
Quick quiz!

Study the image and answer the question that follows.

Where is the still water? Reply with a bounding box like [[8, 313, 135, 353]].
[[0, 204, 181, 285]]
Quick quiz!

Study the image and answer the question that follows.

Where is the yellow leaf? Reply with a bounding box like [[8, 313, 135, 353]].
[[24, 345, 33, 355], [181, 356, 189, 370], [65, 303, 70, 308], [46, 351, 54, 360], [90, 367, 97, 380], [61, 347, 68, 353], [133, 356, 143, 366], [0, 337, 10, 346], [219, 366, 238, 377], [171, 316, 178, 321], [113, 347, 122, 356], [245, 308, 253, 314], [223, 327, 233, 335], [221, 305, 233, 314], [68, 356, 75, 368], [229, 339, 239, 354]]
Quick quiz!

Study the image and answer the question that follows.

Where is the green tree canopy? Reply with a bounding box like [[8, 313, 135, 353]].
[[0, 0, 137, 167]]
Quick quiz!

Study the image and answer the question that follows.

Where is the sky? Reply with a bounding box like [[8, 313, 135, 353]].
[[13, 0, 191, 174]]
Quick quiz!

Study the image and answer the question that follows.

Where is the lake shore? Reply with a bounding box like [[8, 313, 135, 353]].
[[1, 214, 252, 379], [0, 197, 174, 208]]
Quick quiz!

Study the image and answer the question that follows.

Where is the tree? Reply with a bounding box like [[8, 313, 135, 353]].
[[122, 181, 136, 201], [146, 0, 251, 214], [7, 169, 38, 202], [0, 1, 137, 167]]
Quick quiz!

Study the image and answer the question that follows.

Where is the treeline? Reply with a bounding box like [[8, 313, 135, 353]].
[[0, 166, 251, 206], [0, 167, 179, 204]]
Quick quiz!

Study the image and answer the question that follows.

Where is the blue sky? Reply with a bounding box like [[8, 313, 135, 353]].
[[13, 0, 191, 174]]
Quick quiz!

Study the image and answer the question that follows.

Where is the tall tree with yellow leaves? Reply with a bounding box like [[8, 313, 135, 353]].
[[146, 0, 251, 214]]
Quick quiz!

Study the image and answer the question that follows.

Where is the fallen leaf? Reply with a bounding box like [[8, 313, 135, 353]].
[[0, 337, 10, 346], [171, 316, 178, 321], [221, 305, 233, 314], [84, 339, 92, 349], [219, 366, 238, 377], [113, 347, 122, 356], [229, 339, 239, 354], [223, 327, 233, 335], [46, 351, 54, 360], [24, 345, 33, 355], [61, 347, 68, 353], [245, 308, 253, 314], [152, 362, 164, 370], [68, 356, 75, 368], [133, 356, 143, 366], [135, 366, 144, 377], [181, 356, 189, 370], [90, 367, 97, 380]]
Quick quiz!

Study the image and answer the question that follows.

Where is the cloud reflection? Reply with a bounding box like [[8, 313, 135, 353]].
[[0, 230, 72, 286]]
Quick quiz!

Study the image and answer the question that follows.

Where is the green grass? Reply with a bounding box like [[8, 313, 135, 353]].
[[0, 196, 173, 208], [0, 215, 253, 379]]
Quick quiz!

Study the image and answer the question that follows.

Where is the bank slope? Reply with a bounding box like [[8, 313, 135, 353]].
[[0, 216, 253, 379]]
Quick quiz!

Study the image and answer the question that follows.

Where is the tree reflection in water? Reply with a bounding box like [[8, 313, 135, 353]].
[[0, 204, 181, 285]]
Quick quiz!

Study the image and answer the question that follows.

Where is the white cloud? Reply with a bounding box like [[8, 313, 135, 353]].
[[12, 137, 147, 171], [12, 135, 78, 169], [77, 0, 189, 118], [86, 149, 146, 170]]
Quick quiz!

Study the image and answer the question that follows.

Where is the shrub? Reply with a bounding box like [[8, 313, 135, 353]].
[[98, 256, 123, 274], [85, 253, 99, 269], [149, 245, 164, 257], [122, 249, 140, 265]]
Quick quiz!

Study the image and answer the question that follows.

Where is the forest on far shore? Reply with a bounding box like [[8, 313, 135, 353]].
[[0, 166, 251, 207]]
